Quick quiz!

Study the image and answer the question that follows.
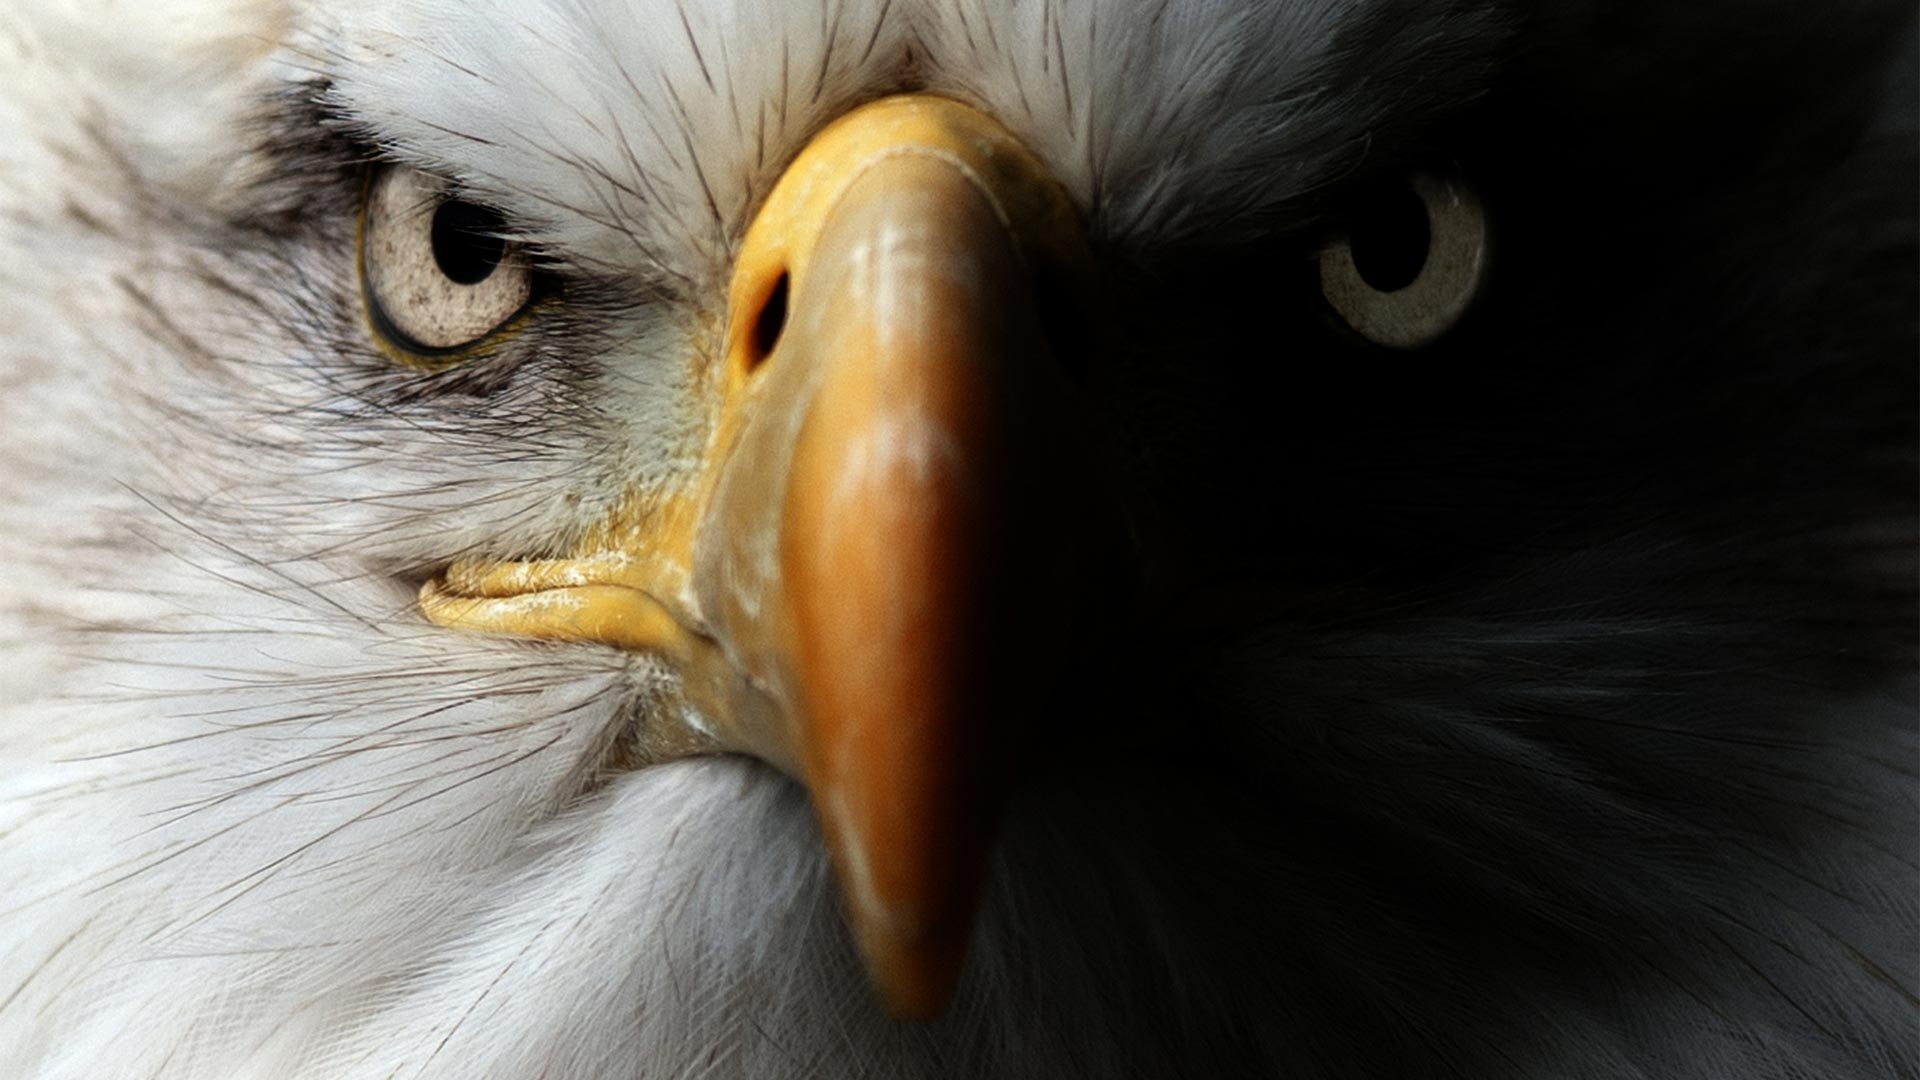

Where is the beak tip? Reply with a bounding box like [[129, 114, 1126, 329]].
[[823, 812, 979, 1021], [855, 918, 970, 1021]]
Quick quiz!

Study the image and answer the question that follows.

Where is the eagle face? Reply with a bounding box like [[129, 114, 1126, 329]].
[[0, 1, 1913, 1077]]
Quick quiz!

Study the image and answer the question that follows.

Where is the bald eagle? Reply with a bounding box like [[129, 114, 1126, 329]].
[[0, 1, 1913, 1077]]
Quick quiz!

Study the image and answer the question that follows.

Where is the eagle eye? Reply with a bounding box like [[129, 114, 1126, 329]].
[[1320, 171, 1488, 349], [361, 165, 533, 358]]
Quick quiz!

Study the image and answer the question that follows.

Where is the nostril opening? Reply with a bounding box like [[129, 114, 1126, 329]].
[[1034, 263, 1091, 381], [750, 271, 790, 367]]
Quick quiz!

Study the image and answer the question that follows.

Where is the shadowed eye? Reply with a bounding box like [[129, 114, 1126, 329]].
[[361, 165, 533, 357], [1320, 171, 1488, 349]]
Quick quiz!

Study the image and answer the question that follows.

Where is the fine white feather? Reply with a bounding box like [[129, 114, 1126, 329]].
[[2, 1, 1909, 1078]]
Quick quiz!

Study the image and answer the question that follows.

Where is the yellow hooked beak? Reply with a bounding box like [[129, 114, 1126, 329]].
[[420, 95, 1094, 1019]]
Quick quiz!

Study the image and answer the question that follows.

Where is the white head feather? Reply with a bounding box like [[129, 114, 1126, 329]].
[[2, 1, 1910, 1078]]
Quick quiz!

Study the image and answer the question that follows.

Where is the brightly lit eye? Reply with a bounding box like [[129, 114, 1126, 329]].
[[1319, 171, 1488, 349], [361, 166, 532, 356]]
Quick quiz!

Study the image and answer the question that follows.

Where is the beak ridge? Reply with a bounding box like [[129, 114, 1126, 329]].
[[702, 140, 1066, 1018]]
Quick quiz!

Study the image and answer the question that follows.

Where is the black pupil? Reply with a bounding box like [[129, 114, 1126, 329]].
[[1348, 185, 1431, 293], [431, 200, 509, 285]]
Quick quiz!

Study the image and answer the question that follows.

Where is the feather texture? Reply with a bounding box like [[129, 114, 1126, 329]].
[[0, 1, 1913, 1077]]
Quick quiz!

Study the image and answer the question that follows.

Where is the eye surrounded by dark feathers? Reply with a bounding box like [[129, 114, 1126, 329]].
[[0, 1, 1913, 1078], [361, 166, 537, 359], [1319, 170, 1489, 348]]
